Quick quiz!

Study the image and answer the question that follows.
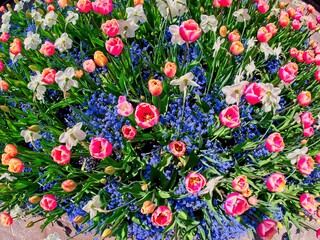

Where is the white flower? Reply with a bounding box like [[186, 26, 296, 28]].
[[260, 42, 274, 60], [170, 72, 199, 92], [21, 129, 42, 143], [27, 71, 46, 101], [293, 112, 302, 124], [234, 70, 244, 84], [43, 232, 61, 240], [2, 12, 12, 24], [156, 0, 188, 19], [1, 23, 11, 33], [200, 15, 218, 33], [168, 25, 185, 45], [0, 173, 17, 182], [59, 122, 86, 150], [273, 44, 282, 59], [260, 83, 282, 113], [246, 37, 256, 51], [82, 195, 103, 219], [55, 67, 78, 97], [9, 53, 23, 64], [316, 113, 320, 130], [126, 5, 147, 23], [24, 32, 41, 50], [44, 11, 58, 28], [287, 147, 308, 165], [213, 37, 225, 57], [169, 25, 185, 45], [269, 6, 280, 17], [222, 81, 248, 105], [233, 8, 251, 22], [10, 204, 24, 219], [31, 9, 42, 23], [65, 11, 79, 25], [245, 59, 256, 78], [14, 1, 24, 12], [117, 20, 139, 38], [54, 33, 73, 53], [199, 176, 225, 197]]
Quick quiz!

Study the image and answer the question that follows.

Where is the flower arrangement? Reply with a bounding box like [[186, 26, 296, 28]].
[[0, 0, 320, 239]]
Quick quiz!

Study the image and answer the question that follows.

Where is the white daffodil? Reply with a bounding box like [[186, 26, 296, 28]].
[[55, 67, 78, 97], [82, 195, 103, 219], [234, 70, 245, 84], [24, 32, 41, 50], [170, 72, 199, 92], [293, 112, 302, 124], [245, 59, 256, 78], [212, 37, 225, 57], [246, 37, 256, 51], [65, 11, 79, 25], [10, 204, 25, 219], [260, 42, 274, 60], [200, 15, 218, 33], [1, 23, 10, 33], [233, 8, 251, 22], [14, 1, 24, 12], [169, 25, 185, 45], [1, 11, 12, 24], [27, 71, 46, 101], [44, 11, 58, 28], [126, 5, 147, 23], [260, 83, 282, 113], [54, 33, 73, 53], [156, 0, 188, 19], [9, 53, 23, 64], [21, 129, 42, 143], [222, 81, 248, 105], [316, 113, 320, 130], [273, 44, 282, 59], [117, 20, 139, 38], [31, 9, 42, 23], [0, 173, 17, 182], [199, 176, 225, 197], [59, 122, 86, 150], [287, 147, 308, 165], [269, 6, 280, 17], [43, 232, 61, 240]]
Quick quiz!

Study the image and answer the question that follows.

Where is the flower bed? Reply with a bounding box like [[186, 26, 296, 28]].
[[0, 0, 320, 239]]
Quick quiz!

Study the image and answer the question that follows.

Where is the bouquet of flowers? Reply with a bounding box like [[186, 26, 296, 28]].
[[0, 0, 320, 239]]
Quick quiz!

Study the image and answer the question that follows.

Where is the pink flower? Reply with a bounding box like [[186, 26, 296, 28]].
[[257, 27, 272, 42], [42, 68, 56, 84], [92, 0, 113, 14], [257, 2, 269, 14], [297, 91, 312, 107], [316, 229, 320, 240], [4, 144, 18, 158], [217, 0, 232, 7], [8, 158, 24, 173], [297, 155, 314, 175], [308, 21, 317, 31], [303, 127, 314, 138], [179, 19, 202, 43], [40, 41, 55, 56], [0, 213, 13, 227], [117, 96, 133, 117], [296, 51, 304, 63], [300, 112, 315, 129], [47, 4, 55, 11], [213, 0, 221, 8], [228, 30, 240, 42], [279, 12, 290, 27], [101, 19, 119, 37], [61, 179, 77, 192], [244, 82, 265, 105], [303, 50, 314, 64], [317, 15, 320, 24], [266, 23, 277, 36], [315, 55, 320, 66], [299, 193, 317, 214], [257, 219, 278, 240], [219, 105, 241, 129], [265, 132, 284, 152], [148, 79, 163, 96], [229, 41, 244, 55], [248, 196, 259, 206], [89, 137, 112, 159], [289, 48, 298, 58], [224, 192, 249, 216], [0, 60, 4, 72], [76, 0, 92, 13], [51, 145, 71, 165], [316, 153, 320, 164], [169, 141, 186, 157], [151, 206, 173, 227], [307, 4, 316, 14], [314, 46, 320, 55], [164, 62, 177, 78], [0, 32, 9, 42], [40, 194, 57, 211], [292, 19, 301, 30], [315, 69, 320, 82], [266, 172, 286, 192], [83, 59, 96, 73], [232, 175, 249, 193], [134, 103, 159, 128], [278, 62, 298, 83], [105, 37, 123, 56], [121, 125, 137, 140], [185, 172, 207, 194], [10, 38, 22, 55]]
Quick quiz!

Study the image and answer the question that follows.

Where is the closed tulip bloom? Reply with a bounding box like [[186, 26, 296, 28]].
[[297, 91, 312, 107], [40, 194, 57, 211], [92, 0, 113, 15], [51, 145, 71, 165], [287, 8, 296, 18], [0, 213, 13, 227], [89, 137, 112, 159], [0, 32, 10, 42], [303, 50, 314, 64], [1, 153, 11, 166], [316, 229, 320, 240], [8, 158, 24, 173], [185, 172, 207, 194], [39, 41, 55, 56], [76, 0, 92, 13], [279, 15, 290, 27], [289, 47, 298, 58], [42, 68, 56, 84], [308, 21, 317, 31], [83, 59, 96, 73], [117, 96, 133, 117], [151, 206, 173, 226], [75, 70, 83, 79], [300, 111, 315, 129], [296, 51, 304, 63], [315, 69, 320, 82], [297, 155, 314, 175], [224, 192, 249, 216], [61, 179, 77, 192], [228, 30, 240, 42], [219, 105, 241, 128], [230, 41, 244, 55], [101, 19, 119, 37], [257, 219, 278, 240], [0, 60, 4, 72], [10, 38, 22, 55], [0, 80, 9, 91], [94, 51, 108, 67], [299, 193, 317, 214], [232, 175, 249, 192], [265, 132, 285, 152], [266, 172, 286, 192], [292, 19, 301, 30], [257, 2, 269, 14], [315, 55, 320, 66], [148, 79, 163, 96], [217, 0, 232, 7], [164, 62, 177, 78], [257, 27, 272, 42], [244, 82, 265, 105], [141, 201, 155, 214], [248, 196, 259, 206], [316, 153, 320, 164], [266, 23, 277, 36], [134, 0, 144, 5], [179, 19, 202, 43], [4, 144, 18, 157], [105, 37, 123, 56], [47, 4, 55, 11], [219, 25, 227, 37]]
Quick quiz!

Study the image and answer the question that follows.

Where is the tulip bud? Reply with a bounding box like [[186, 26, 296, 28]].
[[148, 79, 163, 96], [279, 2, 286, 9], [0, 105, 10, 113], [134, 0, 144, 5], [6, 4, 12, 11], [28, 196, 41, 204], [200, 7, 204, 13], [141, 201, 156, 214], [242, 188, 252, 197], [73, 215, 85, 224], [28, 125, 40, 132], [61, 179, 77, 192], [26, 222, 34, 228], [301, 139, 308, 145], [4, 144, 18, 158], [104, 166, 115, 175], [219, 26, 227, 37], [141, 183, 148, 191], [102, 229, 112, 238], [75, 70, 83, 78], [94, 51, 108, 67], [0, 80, 9, 91], [37, 8, 44, 15]]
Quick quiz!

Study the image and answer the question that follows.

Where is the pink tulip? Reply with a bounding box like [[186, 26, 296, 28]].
[[148, 79, 163, 96], [217, 0, 232, 7], [307, 4, 316, 14], [76, 0, 92, 13], [316, 153, 320, 164], [151, 206, 173, 226], [47, 4, 55, 11], [315, 55, 320, 66], [289, 47, 298, 58], [308, 21, 317, 31], [179, 19, 202, 43], [232, 175, 249, 193], [4, 144, 18, 158], [61, 179, 77, 192], [314, 46, 320, 55], [266, 172, 286, 192], [257, 27, 272, 42], [10, 38, 22, 55], [278, 62, 298, 83], [8, 158, 24, 173], [213, 0, 221, 8], [89, 137, 112, 159], [266, 23, 277, 36], [0, 213, 13, 227], [279, 13, 290, 27], [297, 156, 314, 175], [244, 82, 265, 105], [316, 229, 320, 239], [121, 125, 137, 140], [117, 96, 133, 117], [315, 69, 320, 82], [0, 80, 9, 91], [0, 60, 4, 72], [164, 62, 177, 78], [92, 0, 113, 14], [229, 41, 244, 55], [134, 103, 159, 129], [257, 2, 269, 14], [257, 219, 278, 240], [101, 19, 119, 37], [83, 59, 96, 73], [224, 192, 249, 216], [248, 196, 259, 206], [40, 41, 55, 56], [169, 141, 186, 157], [40, 194, 57, 211], [228, 30, 240, 42], [265, 132, 285, 152], [297, 91, 312, 107], [292, 19, 301, 30], [317, 15, 320, 24], [296, 51, 304, 63], [0, 32, 9, 42], [185, 172, 207, 194], [303, 127, 314, 138], [219, 105, 241, 128], [51, 145, 71, 165], [42, 68, 56, 84], [300, 112, 315, 129], [105, 37, 123, 56], [299, 193, 317, 214], [303, 50, 314, 64]]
